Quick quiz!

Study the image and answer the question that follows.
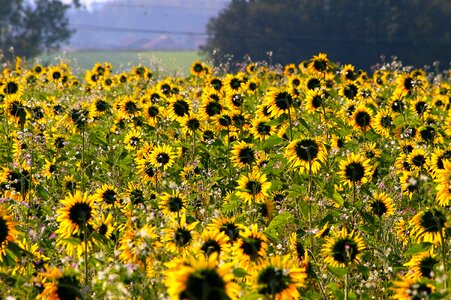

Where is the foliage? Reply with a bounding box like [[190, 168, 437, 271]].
[[204, 0, 451, 70]]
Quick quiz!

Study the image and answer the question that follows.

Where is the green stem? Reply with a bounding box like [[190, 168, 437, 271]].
[[287, 106, 293, 141], [83, 223, 89, 287], [344, 273, 348, 300]]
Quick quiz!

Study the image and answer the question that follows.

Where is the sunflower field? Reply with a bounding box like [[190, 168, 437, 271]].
[[0, 54, 450, 299]]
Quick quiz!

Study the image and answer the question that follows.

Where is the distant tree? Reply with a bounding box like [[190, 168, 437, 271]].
[[204, 0, 451, 70], [0, 0, 80, 61]]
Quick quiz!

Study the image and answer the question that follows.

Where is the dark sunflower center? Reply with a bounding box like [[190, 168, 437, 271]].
[[0, 217, 9, 245], [344, 162, 366, 182], [130, 189, 144, 204], [201, 239, 221, 256], [129, 137, 140, 146], [238, 147, 256, 165], [232, 114, 245, 128], [186, 118, 200, 131], [371, 200, 387, 216], [249, 82, 258, 91], [185, 269, 226, 300], [70, 108, 89, 129], [203, 130, 214, 141], [257, 267, 290, 295], [313, 59, 327, 72], [411, 155, 426, 167], [420, 210, 446, 233], [380, 115, 393, 128], [124, 101, 138, 114], [218, 115, 232, 127], [8, 170, 30, 193], [230, 78, 242, 90], [68, 203, 92, 226], [258, 203, 269, 218], [231, 94, 244, 107], [291, 78, 301, 87], [52, 71, 61, 80], [211, 78, 223, 91], [407, 283, 432, 299], [295, 241, 305, 259], [346, 105, 356, 116], [344, 84, 358, 100], [355, 111, 371, 128], [98, 224, 108, 236], [160, 84, 171, 95], [168, 197, 183, 212], [311, 95, 323, 109], [437, 150, 451, 169], [147, 106, 159, 117], [49, 164, 57, 174], [415, 101, 428, 115], [245, 180, 262, 195], [418, 256, 438, 278], [150, 93, 160, 103], [221, 223, 239, 242], [145, 164, 156, 177], [95, 100, 108, 112], [274, 92, 293, 110], [193, 63, 203, 73], [65, 181, 76, 192], [295, 139, 319, 162], [173, 100, 189, 117], [135, 66, 145, 75], [241, 237, 262, 260], [102, 189, 116, 205], [206, 101, 222, 117], [53, 104, 64, 115], [56, 275, 80, 300], [307, 78, 321, 90], [156, 153, 170, 165], [257, 122, 271, 135], [5, 82, 19, 94], [419, 126, 435, 142], [174, 228, 192, 247], [404, 77, 414, 90], [104, 78, 113, 86], [391, 100, 404, 113], [332, 237, 359, 264], [9, 101, 26, 118]]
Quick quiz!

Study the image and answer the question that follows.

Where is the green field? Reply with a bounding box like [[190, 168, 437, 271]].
[[38, 50, 203, 76]]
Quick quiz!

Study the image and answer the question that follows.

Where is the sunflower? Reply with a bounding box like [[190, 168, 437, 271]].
[[322, 227, 366, 268], [284, 136, 327, 174], [305, 89, 326, 114], [304, 73, 324, 91], [123, 128, 142, 151], [159, 191, 187, 216], [167, 95, 191, 121], [135, 153, 160, 184], [150, 144, 177, 171], [165, 253, 239, 300], [93, 184, 120, 209], [341, 64, 358, 81], [410, 207, 447, 245], [395, 218, 411, 247], [190, 60, 206, 77], [89, 97, 110, 118], [230, 140, 256, 169], [0, 206, 18, 261], [265, 88, 294, 118], [339, 80, 360, 101], [245, 76, 260, 94], [1, 77, 23, 97], [197, 228, 231, 258], [338, 153, 372, 187], [399, 170, 422, 199], [417, 125, 442, 145], [404, 252, 438, 279], [236, 168, 272, 205], [163, 214, 199, 255], [289, 232, 307, 263], [0, 163, 31, 195], [308, 52, 330, 73], [209, 216, 245, 243], [257, 198, 274, 220], [47, 65, 65, 83], [232, 224, 269, 270], [200, 89, 224, 120], [94, 213, 115, 242], [434, 159, 451, 206], [361, 142, 382, 160], [118, 223, 161, 266], [252, 254, 306, 300], [142, 102, 163, 127], [410, 97, 430, 119], [223, 73, 245, 94], [373, 108, 395, 138], [42, 158, 59, 179], [180, 112, 203, 136], [351, 105, 373, 132], [391, 275, 435, 300], [428, 148, 451, 177], [116, 95, 141, 119], [407, 148, 429, 170], [395, 73, 416, 96], [3, 94, 27, 124], [37, 268, 82, 300], [56, 191, 97, 239], [368, 192, 396, 217]]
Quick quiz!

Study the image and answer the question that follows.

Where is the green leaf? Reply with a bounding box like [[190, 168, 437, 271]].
[[404, 242, 433, 256], [262, 135, 283, 149], [327, 265, 349, 277], [232, 268, 249, 278], [264, 212, 294, 241]]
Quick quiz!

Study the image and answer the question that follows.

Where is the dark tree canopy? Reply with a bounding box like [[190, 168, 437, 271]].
[[0, 0, 80, 61], [204, 0, 451, 70]]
